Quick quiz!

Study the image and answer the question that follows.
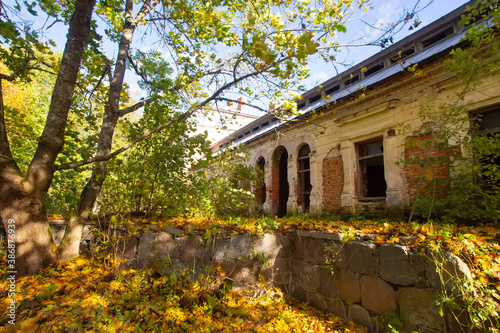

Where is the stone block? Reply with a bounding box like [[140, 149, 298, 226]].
[[164, 225, 184, 236], [228, 234, 251, 260], [444, 301, 476, 333], [301, 264, 320, 291], [292, 235, 308, 260], [290, 283, 308, 303], [325, 299, 348, 321], [275, 232, 292, 252], [360, 275, 396, 315], [308, 238, 328, 264], [345, 242, 376, 275], [397, 287, 445, 332], [337, 270, 361, 304], [409, 252, 427, 275], [334, 244, 349, 271], [426, 249, 472, 293], [154, 232, 174, 258], [415, 276, 429, 289], [291, 259, 304, 284], [176, 235, 200, 263], [379, 244, 417, 286], [309, 292, 327, 311], [297, 229, 344, 241], [320, 268, 338, 298], [220, 260, 257, 285], [213, 238, 230, 262], [254, 233, 281, 259], [348, 305, 378, 333], [296, 229, 312, 237], [137, 230, 155, 259], [117, 235, 139, 259], [272, 257, 290, 285], [132, 258, 153, 270]]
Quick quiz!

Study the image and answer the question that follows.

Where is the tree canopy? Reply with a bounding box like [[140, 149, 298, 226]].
[[0, 0, 435, 274]]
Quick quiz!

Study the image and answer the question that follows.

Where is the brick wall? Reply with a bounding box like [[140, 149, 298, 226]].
[[404, 134, 460, 200], [322, 148, 344, 211]]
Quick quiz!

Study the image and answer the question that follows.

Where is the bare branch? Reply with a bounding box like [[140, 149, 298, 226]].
[[213, 97, 267, 113], [119, 97, 153, 117], [127, 52, 152, 84], [55, 67, 268, 171]]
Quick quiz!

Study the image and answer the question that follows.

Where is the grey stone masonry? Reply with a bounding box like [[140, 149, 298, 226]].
[[379, 244, 418, 285], [124, 228, 471, 333]]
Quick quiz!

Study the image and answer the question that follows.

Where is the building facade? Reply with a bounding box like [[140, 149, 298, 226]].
[[211, 1, 500, 217]]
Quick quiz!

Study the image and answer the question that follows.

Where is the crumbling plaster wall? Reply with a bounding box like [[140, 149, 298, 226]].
[[245, 55, 500, 217]]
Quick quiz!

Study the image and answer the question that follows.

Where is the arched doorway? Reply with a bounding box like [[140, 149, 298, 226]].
[[297, 144, 311, 211], [255, 157, 266, 206], [271, 147, 289, 217]]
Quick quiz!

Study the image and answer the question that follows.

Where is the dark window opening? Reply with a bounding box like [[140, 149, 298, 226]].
[[364, 63, 384, 76], [253, 126, 259, 132], [245, 131, 251, 136], [297, 102, 306, 109], [297, 145, 311, 211], [309, 95, 321, 103], [261, 121, 269, 127], [357, 139, 386, 199], [277, 149, 289, 217], [256, 157, 266, 206], [344, 75, 359, 86], [325, 85, 340, 95], [237, 135, 243, 140], [472, 108, 500, 188], [475, 108, 500, 134], [422, 26, 454, 48], [390, 47, 415, 63]]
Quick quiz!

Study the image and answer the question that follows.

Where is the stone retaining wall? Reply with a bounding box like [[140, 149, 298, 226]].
[[99, 226, 471, 333]]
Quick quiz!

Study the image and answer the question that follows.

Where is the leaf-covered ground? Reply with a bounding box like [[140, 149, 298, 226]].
[[3, 216, 500, 332], [0, 255, 366, 332]]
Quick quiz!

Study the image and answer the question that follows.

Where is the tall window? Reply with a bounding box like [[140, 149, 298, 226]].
[[472, 108, 500, 187], [475, 108, 500, 134], [357, 139, 386, 199], [297, 145, 311, 210], [256, 157, 266, 205]]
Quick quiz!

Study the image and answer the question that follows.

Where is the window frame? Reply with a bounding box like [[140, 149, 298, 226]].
[[356, 138, 387, 200], [469, 107, 500, 188], [297, 145, 311, 210]]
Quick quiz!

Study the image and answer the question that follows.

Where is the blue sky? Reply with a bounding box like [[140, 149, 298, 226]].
[[32, 0, 471, 105], [304, 0, 470, 88]]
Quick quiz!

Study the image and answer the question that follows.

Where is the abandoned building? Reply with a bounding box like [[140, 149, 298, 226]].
[[211, 1, 500, 217]]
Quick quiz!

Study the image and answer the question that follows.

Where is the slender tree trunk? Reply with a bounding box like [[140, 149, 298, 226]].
[[59, 0, 157, 259], [0, 0, 95, 275]]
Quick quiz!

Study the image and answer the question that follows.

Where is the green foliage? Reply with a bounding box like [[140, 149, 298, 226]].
[[259, 216, 280, 230], [193, 145, 259, 218], [99, 116, 211, 217], [1, 56, 96, 215], [430, 247, 500, 332], [401, 1, 500, 224]]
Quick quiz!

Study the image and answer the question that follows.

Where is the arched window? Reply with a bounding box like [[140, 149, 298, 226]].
[[297, 145, 311, 210], [272, 146, 289, 217]]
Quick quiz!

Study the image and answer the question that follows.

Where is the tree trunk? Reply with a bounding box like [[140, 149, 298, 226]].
[[0, 0, 95, 274], [59, 0, 147, 260]]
